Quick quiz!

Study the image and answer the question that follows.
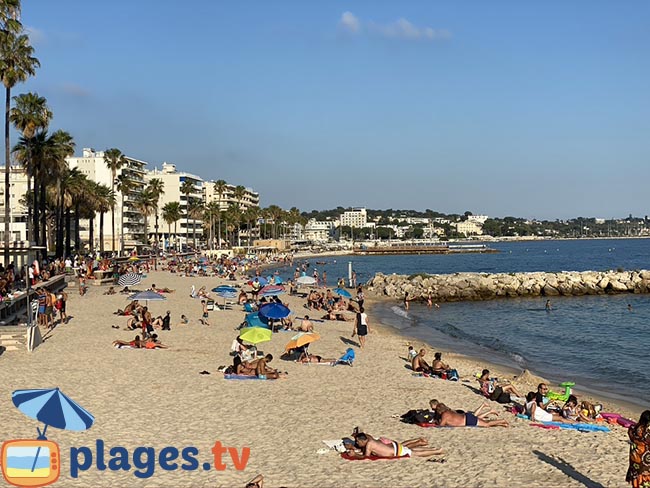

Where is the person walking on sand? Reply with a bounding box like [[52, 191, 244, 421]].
[[352, 307, 369, 348], [199, 300, 210, 325]]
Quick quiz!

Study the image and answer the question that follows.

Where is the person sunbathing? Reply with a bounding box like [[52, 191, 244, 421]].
[[104, 286, 116, 295], [150, 284, 175, 293], [112, 335, 142, 348], [238, 290, 248, 305], [433, 402, 509, 428], [351, 433, 443, 459], [233, 355, 257, 375], [114, 300, 139, 316], [525, 391, 569, 423], [429, 399, 500, 422], [431, 352, 451, 375], [478, 369, 522, 403], [297, 351, 335, 363], [144, 334, 168, 349]]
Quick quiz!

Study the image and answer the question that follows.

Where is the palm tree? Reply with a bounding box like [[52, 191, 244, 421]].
[[0, 1, 21, 36], [0, 30, 39, 262], [94, 184, 114, 253], [179, 179, 194, 250], [266, 205, 283, 239], [213, 179, 227, 248], [103, 148, 127, 252], [188, 201, 204, 248], [134, 188, 155, 245], [9, 92, 51, 244], [205, 201, 221, 250], [146, 178, 164, 250], [226, 203, 242, 247], [9, 93, 52, 244], [115, 173, 135, 254], [162, 201, 181, 250], [242, 206, 260, 246]]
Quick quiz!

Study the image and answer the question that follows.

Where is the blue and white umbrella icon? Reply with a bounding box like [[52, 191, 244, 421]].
[[12, 388, 94, 438], [12, 388, 94, 473]]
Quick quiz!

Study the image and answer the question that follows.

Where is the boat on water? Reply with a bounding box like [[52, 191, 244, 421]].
[[353, 241, 498, 256]]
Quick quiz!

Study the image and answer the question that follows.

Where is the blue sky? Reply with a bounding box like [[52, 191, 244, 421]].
[[19, 1, 650, 219]]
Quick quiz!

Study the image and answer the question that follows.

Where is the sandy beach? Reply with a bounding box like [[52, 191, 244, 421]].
[[0, 269, 639, 487]]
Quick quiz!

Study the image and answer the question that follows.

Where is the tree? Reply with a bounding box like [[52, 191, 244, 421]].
[[162, 201, 181, 249], [10, 92, 51, 245], [94, 184, 114, 253], [103, 148, 127, 252], [204, 201, 220, 250], [115, 173, 135, 253], [133, 188, 155, 245], [213, 179, 227, 248], [0, 28, 38, 262], [179, 179, 195, 249], [188, 201, 204, 248], [146, 178, 164, 249]]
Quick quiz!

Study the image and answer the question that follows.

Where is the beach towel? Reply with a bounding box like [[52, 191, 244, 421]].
[[531, 422, 610, 433], [341, 453, 409, 461], [223, 374, 275, 381], [601, 412, 635, 428]]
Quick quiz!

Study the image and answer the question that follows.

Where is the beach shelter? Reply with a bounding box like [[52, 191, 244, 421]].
[[117, 273, 142, 286], [258, 303, 291, 320], [239, 327, 273, 345], [245, 312, 269, 328], [212, 285, 237, 294], [213, 287, 238, 309], [284, 332, 320, 352], [332, 287, 352, 299]]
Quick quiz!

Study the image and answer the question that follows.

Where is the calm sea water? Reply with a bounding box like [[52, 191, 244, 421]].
[[274, 239, 650, 406]]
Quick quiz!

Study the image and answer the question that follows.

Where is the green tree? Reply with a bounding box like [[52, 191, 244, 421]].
[[180, 179, 195, 249], [103, 148, 127, 252], [0, 28, 38, 262], [94, 184, 114, 253], [10, 91, 50, 245], [146, 178, 164, 249], [162, 201, 181, 249], [213, 179, 227, 248], [115, 173, 135, 253], [133, 188, 155, 245]]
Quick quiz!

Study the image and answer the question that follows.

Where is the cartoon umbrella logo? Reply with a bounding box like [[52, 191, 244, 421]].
[[12, 388, 94, 472]]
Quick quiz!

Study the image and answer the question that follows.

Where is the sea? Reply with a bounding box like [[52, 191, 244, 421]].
[[271, 238, 650, 407]]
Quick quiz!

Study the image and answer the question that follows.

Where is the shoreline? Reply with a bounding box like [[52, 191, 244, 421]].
[[363, 295, 644, 419]]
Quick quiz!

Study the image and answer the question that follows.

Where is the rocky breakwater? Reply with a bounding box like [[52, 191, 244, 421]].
[[366, 270, 650, 302]]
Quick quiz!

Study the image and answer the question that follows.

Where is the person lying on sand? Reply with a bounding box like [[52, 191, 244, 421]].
[[429, 399, 500, 422], [297, 351, 336, 363], [144, 334, 168, 349], [113, 335, 142, 348], [350, 433, 443, 459], [149, 284, 175, 293], [114, 300, 140, 316], [104, 286, 116, 295], [433, 402, 509, 428]]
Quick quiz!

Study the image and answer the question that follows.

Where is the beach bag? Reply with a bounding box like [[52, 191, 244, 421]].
[[401, 409, 435, 425], [446, 369, 459, 381]]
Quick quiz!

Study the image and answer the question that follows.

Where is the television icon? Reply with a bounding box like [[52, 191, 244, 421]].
[[1, 439, 60, 488]]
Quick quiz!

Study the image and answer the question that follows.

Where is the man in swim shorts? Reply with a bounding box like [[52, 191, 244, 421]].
[[436, 408, 509, 428], [353, 433, 443, 459]]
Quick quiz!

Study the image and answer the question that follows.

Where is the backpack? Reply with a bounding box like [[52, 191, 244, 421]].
[[446, 369, 460, 381], [400, 409, 436, 425]]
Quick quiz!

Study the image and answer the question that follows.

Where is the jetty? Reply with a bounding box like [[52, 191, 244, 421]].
[[354, 242, 498, 256]]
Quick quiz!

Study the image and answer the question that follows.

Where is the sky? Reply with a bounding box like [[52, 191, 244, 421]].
[[18, 0, 650, 220]]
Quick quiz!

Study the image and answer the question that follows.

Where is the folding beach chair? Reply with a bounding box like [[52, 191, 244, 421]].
[[333, 348, 355, 366]]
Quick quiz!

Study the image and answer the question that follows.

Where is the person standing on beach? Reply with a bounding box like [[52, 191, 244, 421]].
[[404, 292, 410, 310], [200, 300, 210, 325], [356, 286, 364, 310], [626, 410, 650, 488], [352, 307, 369, 348]]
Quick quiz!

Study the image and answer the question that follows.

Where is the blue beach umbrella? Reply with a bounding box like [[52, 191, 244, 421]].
[[212, 285, 237, 294], [12, 388, 95, 436], [258, 302, 291, 320], [128, 290, 166, 307], [332, 288, 352, 299]]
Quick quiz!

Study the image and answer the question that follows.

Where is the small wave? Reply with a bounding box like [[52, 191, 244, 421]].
[[390, 306, 409, 318]]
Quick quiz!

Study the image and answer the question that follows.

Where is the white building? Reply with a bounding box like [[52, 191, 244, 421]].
[[203, 181, 260, 212], [303, 219, 335, 242], [146, 163, 203, 247], [455, 220, 483, 236], [67, 148, 147, 251], [467, 214, 489, 224], [340, 208, 368, 228], [0, 166, 29, 243]]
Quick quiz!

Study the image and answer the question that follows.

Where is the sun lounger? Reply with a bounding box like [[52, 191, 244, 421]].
[[332, 348, 355, 366]]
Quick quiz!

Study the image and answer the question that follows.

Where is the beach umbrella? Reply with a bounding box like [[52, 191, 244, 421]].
[[259, 285, 285, 297], [284, 332, 321, 351], [248, 277, 268, 286], [296, 276, 316, 286], [12, 388, 95, 436], [239, 327, 273, 345], [258, 302, 291, 320], [127, 256, 140, 262], [128, 290, 166, 307], [117, 273, 142, 286], [212, 285, 237, 294], [332, 287, 352, 299], [245, 312, 269, 328]]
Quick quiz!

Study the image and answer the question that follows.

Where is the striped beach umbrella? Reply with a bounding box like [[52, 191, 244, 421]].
[[117, 273, 142, 286], [12, 388, 95, 434], [259, 285, 285, 297]]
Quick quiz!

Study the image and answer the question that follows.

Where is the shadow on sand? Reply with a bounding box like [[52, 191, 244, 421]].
[[533, 450, 605, 488]]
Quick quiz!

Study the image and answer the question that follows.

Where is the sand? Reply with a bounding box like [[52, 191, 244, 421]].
[[0, 269, 638, 487]]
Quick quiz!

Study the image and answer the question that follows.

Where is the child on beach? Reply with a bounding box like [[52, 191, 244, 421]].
[[407, 346, 417, 361]]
